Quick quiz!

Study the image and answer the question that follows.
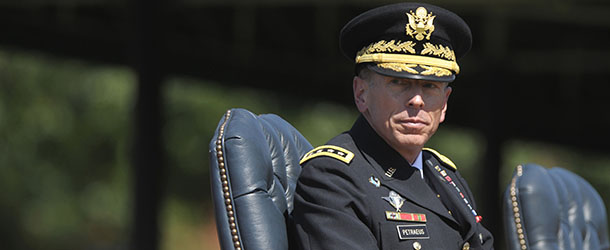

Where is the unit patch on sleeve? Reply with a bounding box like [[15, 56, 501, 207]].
[[300, 145, 355, 165]]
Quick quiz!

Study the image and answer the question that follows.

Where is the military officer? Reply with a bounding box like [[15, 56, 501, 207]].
[[292, 2, 494, 250]]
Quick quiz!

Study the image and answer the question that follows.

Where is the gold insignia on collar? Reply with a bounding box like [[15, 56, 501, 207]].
[[406, 7, 436, 41], [385, 167, 397, 177]]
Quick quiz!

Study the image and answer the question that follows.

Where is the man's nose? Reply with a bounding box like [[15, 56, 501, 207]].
[[407, 91, 425, 108]]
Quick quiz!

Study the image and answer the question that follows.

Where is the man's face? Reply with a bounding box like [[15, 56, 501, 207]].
[[354, 71, 452, 157]]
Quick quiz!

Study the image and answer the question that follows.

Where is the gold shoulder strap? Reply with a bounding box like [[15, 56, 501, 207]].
[[423, 147, 457, 171], [300, 145, 355, 165]]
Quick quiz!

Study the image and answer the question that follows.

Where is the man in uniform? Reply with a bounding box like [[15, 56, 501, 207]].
[[292, 2, 494, 250]]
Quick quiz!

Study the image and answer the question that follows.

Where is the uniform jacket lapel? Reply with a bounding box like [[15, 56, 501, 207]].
[[423, 152, 477, 240]]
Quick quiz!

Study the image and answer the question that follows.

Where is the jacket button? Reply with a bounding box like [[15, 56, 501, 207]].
[[412, 241, 421, 250], [462, 242, 470, 250]]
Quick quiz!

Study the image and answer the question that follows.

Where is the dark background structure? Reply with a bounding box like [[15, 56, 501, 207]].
[[2, 0, 610, 249]]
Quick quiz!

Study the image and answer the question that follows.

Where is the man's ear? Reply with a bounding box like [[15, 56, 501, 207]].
[[439, 86, 452, 123], [353, 76, 369, 113]]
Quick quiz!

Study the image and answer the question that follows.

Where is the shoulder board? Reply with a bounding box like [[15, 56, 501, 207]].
[[300, 145, 354, 165], [423, 148, 457, 171]]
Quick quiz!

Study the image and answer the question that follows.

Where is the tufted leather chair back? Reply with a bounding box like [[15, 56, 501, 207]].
[[209, 108, 313, 250], [504, 163, 609, 250]]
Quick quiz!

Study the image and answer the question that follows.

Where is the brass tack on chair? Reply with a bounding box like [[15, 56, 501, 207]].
[[215, 110, 243, 249], [510, 165, 527, 250]]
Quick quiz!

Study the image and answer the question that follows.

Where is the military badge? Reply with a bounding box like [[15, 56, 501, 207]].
[[369, 176, 381, 188], [406, 7, 436, 41], [382, 190, 406, 212]]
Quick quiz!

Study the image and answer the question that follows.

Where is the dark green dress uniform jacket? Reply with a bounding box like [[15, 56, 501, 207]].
[[292, 116, 494, 250]]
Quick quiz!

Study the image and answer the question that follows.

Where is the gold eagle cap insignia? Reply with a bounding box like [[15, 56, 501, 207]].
[[406, 7, 436, 41]]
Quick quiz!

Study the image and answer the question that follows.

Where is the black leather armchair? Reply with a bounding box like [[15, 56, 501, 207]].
[[209, 108, 313, 250], [503, 163, 609, 250]]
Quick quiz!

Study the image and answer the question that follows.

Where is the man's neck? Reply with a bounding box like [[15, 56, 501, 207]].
[[398, 145, 423, 165]]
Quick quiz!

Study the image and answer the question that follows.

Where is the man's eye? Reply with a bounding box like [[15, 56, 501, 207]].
[[389, 79, 410, 86], [423, 83, 439, 89], [389, 79, 401, 85]]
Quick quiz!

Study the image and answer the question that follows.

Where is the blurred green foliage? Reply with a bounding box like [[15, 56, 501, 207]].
[[0, 48, 133, 249], [1, 47, 609, 250]]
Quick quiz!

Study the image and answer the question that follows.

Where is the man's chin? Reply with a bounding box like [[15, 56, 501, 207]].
[[393, 135, 429, 149]]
